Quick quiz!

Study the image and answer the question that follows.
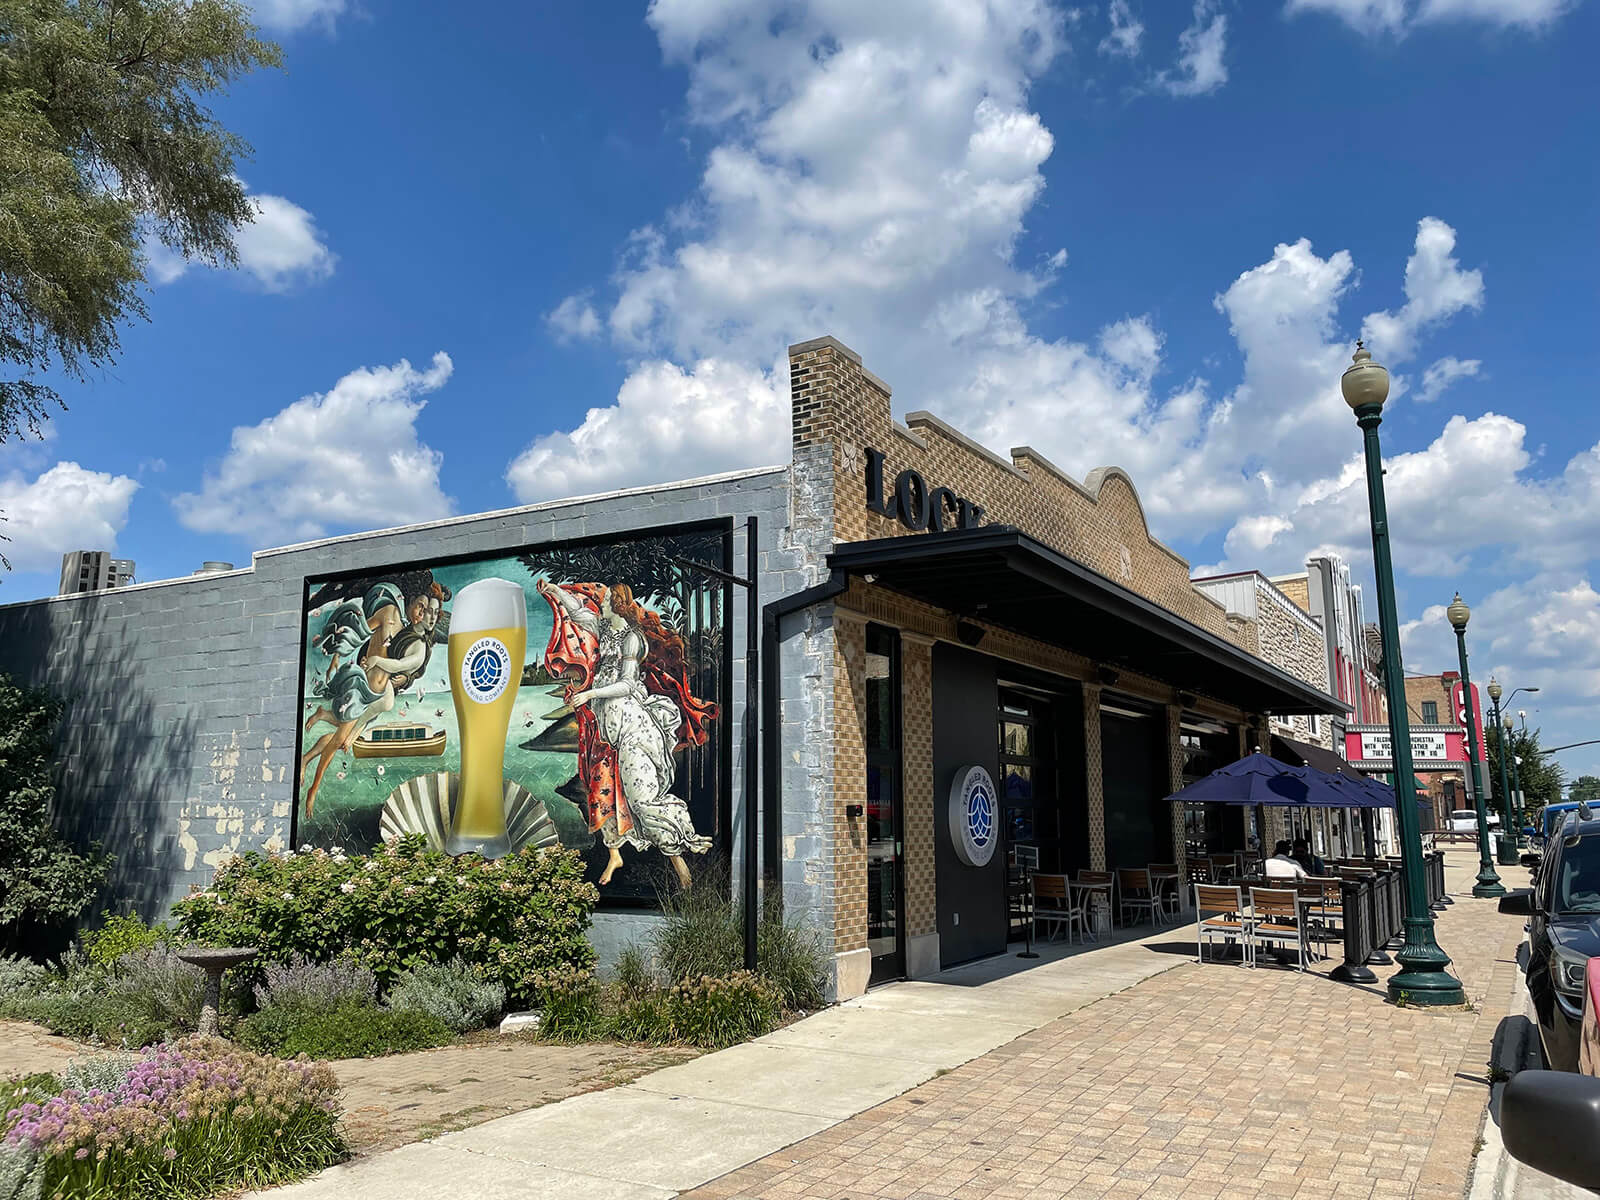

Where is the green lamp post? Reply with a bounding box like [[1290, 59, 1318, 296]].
[[1505, 712, 1526, 850], [1487, 678, 1519, 864], [1343, 342, 1464, 1005], [1447, 595, 1502, 897]]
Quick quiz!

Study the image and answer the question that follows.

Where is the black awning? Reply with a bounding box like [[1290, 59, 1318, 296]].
[[828, 526, 1346, 718], [1272, 734, 1366, 779]]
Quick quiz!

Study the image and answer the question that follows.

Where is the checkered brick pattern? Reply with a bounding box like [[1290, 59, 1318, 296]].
[[1083, 684, 1106, 870], [900, 633, 937, 939], [831, 608, 868, 954]]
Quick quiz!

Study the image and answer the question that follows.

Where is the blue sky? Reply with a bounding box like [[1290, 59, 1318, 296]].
[[4, 0, 1598, 771]]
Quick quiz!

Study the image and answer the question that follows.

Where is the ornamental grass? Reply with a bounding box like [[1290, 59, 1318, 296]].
[[2, 1036, 345, 1199]]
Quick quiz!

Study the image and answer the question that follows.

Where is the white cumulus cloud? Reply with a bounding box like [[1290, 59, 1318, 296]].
[[1360, 217, 1484, 361], [1154, 0, 1229, 96], [547, 294, 603, 343], [1100, 0, 1145, 56], [0, 463, 139, 575], [249, 0, 347, 34], [147, 188, 336, 292], [1416, 355, 1482, 403], [174, 353, 454, 547], [507, 358, 786, 502], [1285, 0, 1575, 35]]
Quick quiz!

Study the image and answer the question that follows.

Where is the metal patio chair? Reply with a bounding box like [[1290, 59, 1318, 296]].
[[1116, 867, 1162, 926], [1032, 873, 1086, 944], [1194, 884, 1250, 965], [1248, 887, 1308, 971]]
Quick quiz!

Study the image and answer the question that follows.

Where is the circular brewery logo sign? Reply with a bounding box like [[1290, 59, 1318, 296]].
[[462, 636, 512, 704], [949, 765, 998, 867]]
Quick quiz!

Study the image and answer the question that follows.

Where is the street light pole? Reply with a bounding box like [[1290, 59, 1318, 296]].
[[1343, 342, 1464, 1006], [1447, 595, 1502, 898], [1488, 678, 1518, 864], [1505, 713, 1526, 851]]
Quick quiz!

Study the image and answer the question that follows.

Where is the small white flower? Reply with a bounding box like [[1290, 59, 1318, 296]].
[[281, 891, 294, 901], [331, 854, 348, 865], [424, 875, 438, 885], [455, 875, 468, 886], [365, 861, 381, 873], [330, 845, 344, 856], [339, 881, 357, 894], [299, 844, 313, 854]]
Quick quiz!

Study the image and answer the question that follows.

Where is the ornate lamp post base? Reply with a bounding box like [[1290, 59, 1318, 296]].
[[1388, 919, 1467, 1006], [1471, 868, 1507, 899]]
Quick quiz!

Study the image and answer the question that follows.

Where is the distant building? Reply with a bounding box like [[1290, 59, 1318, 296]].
[[1271, 553, 1388, 732], [58, 551, 135, 595], [1399, 670, 1490, 827]]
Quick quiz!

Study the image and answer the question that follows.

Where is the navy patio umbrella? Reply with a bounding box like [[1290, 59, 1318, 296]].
[[1165, 752, 1354, 809]]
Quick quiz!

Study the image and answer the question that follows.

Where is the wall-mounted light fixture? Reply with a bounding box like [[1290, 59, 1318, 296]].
[[1097, 666, 1120, 687], [955, 620, 985, 647]]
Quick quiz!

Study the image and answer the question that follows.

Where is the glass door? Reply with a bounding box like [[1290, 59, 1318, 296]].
[[865, 626, 904, 985]]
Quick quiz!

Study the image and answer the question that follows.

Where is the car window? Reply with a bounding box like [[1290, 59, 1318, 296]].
[[1556, 836, 1600, 913], [1452, 810, 1475, 821]]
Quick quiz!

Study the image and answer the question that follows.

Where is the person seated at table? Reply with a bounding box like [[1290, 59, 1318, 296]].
[[1291, 838, 1326, 876], [1264, 840, 1308, 880]]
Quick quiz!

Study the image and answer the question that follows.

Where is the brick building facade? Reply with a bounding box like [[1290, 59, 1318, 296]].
[[0, 333, 1346, 1002]]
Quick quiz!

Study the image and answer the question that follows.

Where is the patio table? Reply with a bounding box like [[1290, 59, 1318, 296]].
[[1070, 879, 1112, 939], [1150, 867, 1182, 918]]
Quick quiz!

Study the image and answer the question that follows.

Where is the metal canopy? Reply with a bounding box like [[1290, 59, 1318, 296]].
[[829, 527, 1348, 717]]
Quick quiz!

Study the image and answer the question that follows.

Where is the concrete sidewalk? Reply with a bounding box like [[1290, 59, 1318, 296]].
[[255, 923, 1187, 1200]]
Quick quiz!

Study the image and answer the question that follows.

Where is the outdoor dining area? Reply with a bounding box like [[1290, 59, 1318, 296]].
[[1008, 753, 1447, 981]]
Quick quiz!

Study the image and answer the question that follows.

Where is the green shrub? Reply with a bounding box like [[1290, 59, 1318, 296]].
[[0, 1139, 41, 1200], [609, 947, 669, 1043], [81, 912, 169, 968], [4, 948, 202, 1048], [533, 967, 606, 1043], [652, 869, 827, 1013], [0, 957, 45, 1009], [386, 959, 506, 1033], [236, 1000, 453, 1059], [174, 838, 598, 1003], [666, 971, 780, 1048], [0, 1074, 59, 1122], [59, 1052, 135, 1096], [253, 954, 377, 1012], [0, 677, 110, 953]]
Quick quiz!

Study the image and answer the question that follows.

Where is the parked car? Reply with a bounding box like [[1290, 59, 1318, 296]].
[[1503, 810, 1600, 1071], [1502, 1071, 1600, 1190], [1449, 808, 1500, 834]]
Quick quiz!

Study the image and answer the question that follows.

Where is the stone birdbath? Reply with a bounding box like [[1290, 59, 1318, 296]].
[[177, 947, 259, 1037]]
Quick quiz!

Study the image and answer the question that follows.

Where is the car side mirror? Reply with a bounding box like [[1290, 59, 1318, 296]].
[[1498, 890, 1533, 916], [1504, 1072, 1600, 1189]]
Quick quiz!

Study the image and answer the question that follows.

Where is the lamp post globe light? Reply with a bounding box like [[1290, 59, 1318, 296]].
[[1487, 678, 1520, 864], [1343, 343, 1465, 1006], [1447, 595, 1503, 897], [1513, 702, 1538, 848]]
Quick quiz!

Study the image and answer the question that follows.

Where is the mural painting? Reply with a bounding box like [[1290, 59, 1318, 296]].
[[293, 527, 730, 902]]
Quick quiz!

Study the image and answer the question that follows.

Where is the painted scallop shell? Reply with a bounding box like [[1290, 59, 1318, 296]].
[[378, 772, 559, 856]]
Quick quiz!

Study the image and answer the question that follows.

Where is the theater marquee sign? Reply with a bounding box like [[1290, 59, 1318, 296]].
[[1344, 725, 1466, 767]]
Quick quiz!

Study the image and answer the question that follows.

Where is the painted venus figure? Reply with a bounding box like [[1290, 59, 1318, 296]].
[[445, 578, 527, 856], [537, 578, 713, 888]]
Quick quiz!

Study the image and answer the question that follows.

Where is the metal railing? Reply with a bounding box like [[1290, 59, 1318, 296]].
[[1330, 853, 1449, 985]]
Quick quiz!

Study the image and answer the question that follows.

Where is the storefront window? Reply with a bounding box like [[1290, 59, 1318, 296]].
[[865, 626, 902, 984], [998, 690, 1057, 871]]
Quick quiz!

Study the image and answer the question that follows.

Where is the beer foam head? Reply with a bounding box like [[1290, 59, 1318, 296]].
[[452, 578, 526, 634]]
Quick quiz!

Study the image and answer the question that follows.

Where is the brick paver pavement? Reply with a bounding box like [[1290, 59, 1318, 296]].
[[335, 1036, 698, 1153], [685, 849, 1527, 1200]]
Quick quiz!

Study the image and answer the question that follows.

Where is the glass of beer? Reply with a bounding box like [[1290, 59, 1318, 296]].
[[445, 577, 527, 857]]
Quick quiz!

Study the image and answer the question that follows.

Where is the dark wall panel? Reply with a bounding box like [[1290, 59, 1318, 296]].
[[932, 644, 1004, 967], [1101, 711, 1168, 868]]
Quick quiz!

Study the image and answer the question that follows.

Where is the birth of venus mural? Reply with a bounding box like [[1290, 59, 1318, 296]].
[[293, 528, 729, 901]]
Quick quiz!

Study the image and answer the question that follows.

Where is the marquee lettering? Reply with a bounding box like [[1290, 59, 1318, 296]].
[[864, 447, 985, 534]]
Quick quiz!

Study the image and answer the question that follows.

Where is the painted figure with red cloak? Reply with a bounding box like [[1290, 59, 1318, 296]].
[[536, 578, 716, 888]]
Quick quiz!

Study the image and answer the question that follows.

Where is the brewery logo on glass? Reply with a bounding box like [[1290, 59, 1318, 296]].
[[948, 764, 998, 867], [461, 636, 511, 703]]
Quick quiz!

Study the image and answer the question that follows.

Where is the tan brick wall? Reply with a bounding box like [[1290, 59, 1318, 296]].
[[832, 608, 868, 954], [901, 633, 937, 939], [1084, 684, 1106, 871], [788, 336, 1252, 653], [1166, 705, 1187, 883], [1274, 573, 1311, 613]]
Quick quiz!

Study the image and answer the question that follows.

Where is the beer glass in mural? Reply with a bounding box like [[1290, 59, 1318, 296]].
[[293, 526, 730, 903], [445, 578, 527, 856]]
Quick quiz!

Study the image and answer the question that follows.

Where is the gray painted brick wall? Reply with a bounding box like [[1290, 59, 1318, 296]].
[[0, 467, 832, 961]]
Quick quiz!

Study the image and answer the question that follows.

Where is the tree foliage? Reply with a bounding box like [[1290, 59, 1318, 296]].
[[0, 674, 110, 947], [1486, 723, 1565, 819], [1571, 775, 1600, 805], [0, 0, 280, 447]]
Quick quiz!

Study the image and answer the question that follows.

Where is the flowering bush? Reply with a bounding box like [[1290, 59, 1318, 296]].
[[531, 966, 606, 1043], [532, 962, 781, 1049], [81, 913, 170, 969], [253, 954, 377, 1013], [665, 971, 780, 1049], [1, 1037, 344, 1199], [385, 959, 506, 1033], [174, 838, 597, 1002]]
